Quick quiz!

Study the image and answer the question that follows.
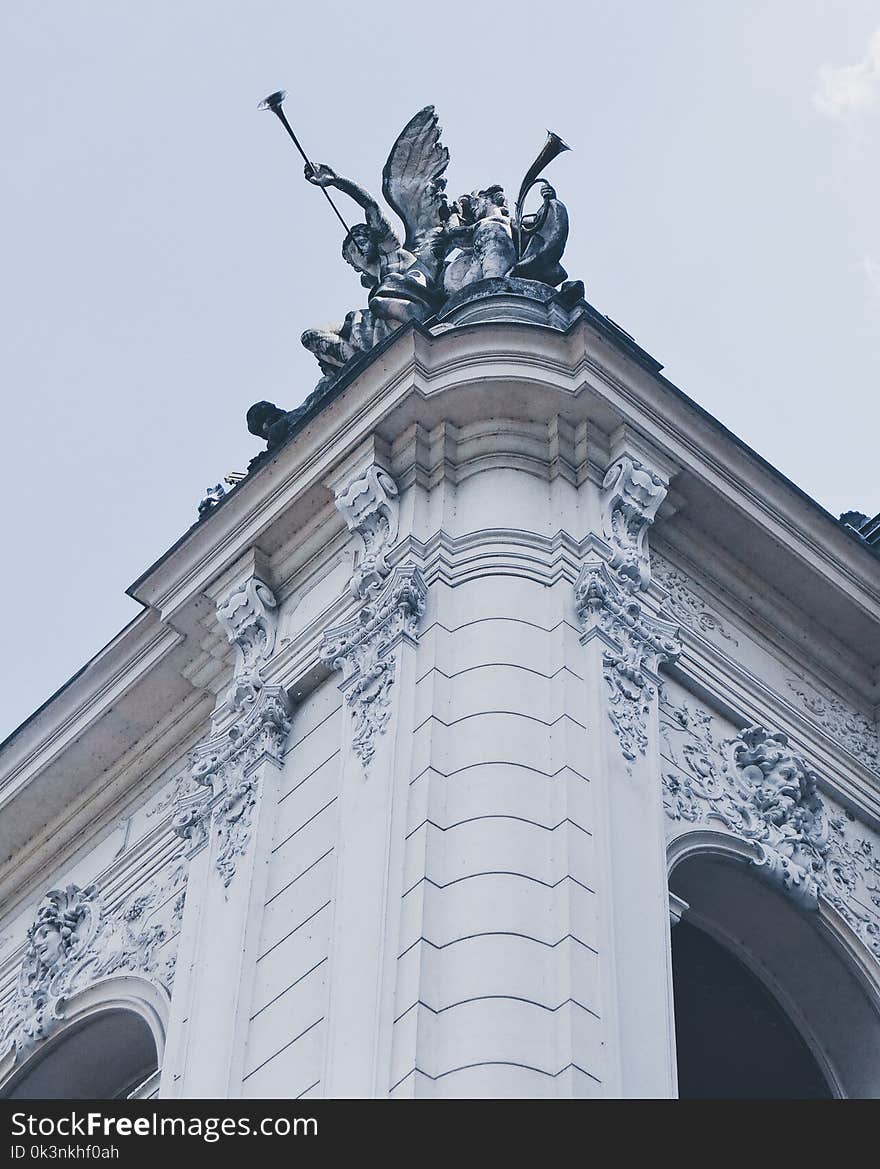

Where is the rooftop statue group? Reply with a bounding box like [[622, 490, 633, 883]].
[[246, 101, 577, 456]]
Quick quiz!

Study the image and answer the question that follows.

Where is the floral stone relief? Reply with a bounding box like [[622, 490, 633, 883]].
[[173, 572, 293, 885], [575, 560, 681, 763], [0, 857, 188, 1063], [660, 693, 880, 958]]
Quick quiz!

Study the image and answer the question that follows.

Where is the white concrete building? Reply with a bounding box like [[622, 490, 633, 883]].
[[1, 281, 879, 1099]]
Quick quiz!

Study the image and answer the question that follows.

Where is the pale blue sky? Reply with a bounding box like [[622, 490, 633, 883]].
[[1, 2, 879, 736]]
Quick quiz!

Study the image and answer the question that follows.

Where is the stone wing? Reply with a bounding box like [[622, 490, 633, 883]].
[[381, 105, 449, 251]]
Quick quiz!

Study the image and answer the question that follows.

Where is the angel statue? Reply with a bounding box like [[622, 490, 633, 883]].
[[300, 106, 450, 380], [246, 97, 578, 472], [511, 181, 569, 286], [440, 186, 518, 297], [437, 180, 570, 296]]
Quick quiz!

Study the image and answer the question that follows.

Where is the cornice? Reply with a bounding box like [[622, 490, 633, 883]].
[[652, 533, 876, 707], [0, 690, 211, 913], [2, 302, 878, 890], [0, 616, 183, 815], [128, 314, 880, 639]]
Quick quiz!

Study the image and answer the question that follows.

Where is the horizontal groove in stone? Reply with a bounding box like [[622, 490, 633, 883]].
[[278, 751, 340, 805], [401, 870, 596, 899], [404, 814, 593, 842], [390, 1059, 602, 1093], [398, 930, 599, 960], [409, 760, 590, 787], [249, 957, 328, 1023], [414, 661, 584, 687], [265, 848, 334, 908], [392, 994, 601, 1025], [285, 702, 342, 754]]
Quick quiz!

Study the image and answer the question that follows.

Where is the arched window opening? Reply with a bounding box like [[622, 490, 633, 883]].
[[2, 1009, 159, 1100], [672, 920, 831, 1098], [669, 849, 880, 1099]]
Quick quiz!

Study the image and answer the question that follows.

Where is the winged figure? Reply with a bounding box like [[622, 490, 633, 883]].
[[300, 106, 450, 378]]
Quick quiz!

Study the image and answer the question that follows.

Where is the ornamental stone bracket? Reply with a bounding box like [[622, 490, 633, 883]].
[[600, 454, 668, 589], [173, 571, 292, 885], [661, 698, 880, 960], [334, 464, 400, 600], [320, 564, 427, 769], [216, 573, 279, 711], [575, 560, 682, 762], [0, 862, 187, 1067]]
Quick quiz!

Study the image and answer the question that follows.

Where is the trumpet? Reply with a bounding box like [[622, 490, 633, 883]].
[[258, 89, 355, 239], [514, 131, 571, 256]]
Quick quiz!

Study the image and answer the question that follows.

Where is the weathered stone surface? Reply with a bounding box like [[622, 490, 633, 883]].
[[247, 104, 574, 452]]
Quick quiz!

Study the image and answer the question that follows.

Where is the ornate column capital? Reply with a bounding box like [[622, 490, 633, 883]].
[[175, 568, 292, 885], [575, 560, 681, 761], [178, 685, 292, 885], [320, 564, 427, 768]]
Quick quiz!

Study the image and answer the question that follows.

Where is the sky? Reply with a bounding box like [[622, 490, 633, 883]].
[[1, 1, 879, 738]]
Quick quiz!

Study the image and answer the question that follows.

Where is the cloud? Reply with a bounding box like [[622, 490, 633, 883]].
[[813, 28, 880, 118]]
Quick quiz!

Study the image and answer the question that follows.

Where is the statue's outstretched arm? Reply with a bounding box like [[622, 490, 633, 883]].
[[307, 164, 400, 252]]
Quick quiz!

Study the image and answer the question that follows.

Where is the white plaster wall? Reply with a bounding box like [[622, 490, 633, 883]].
[[390, 572, 601, 1096], [240, 676, 341, 1099], [4, 393, 880, 1101]]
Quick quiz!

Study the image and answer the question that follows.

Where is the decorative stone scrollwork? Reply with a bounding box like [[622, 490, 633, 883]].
[[823, 815, 880, 959], [180, 686, 292, 886], [575, 561, 681, 761], [661, 696, 880, 954], [0, 861, 187, 1063], [600, 456, 667, 588], [175, 572, 292, 885], [786, 674, 879, 775], [216, 576, 279, 710], [653, 555, 739, 646], [321, 564, 427, 768], [170, 784, 213, 852], [335, 465, 400, 599]]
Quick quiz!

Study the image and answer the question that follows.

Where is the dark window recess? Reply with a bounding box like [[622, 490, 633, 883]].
[[672, 921, 832, 1099]]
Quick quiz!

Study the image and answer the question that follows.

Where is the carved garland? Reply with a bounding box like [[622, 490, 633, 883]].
[[321, 565, 426, 767], [661, 696, 880, 958], [173, 573, 292, 885], [321, 466, 427, 770], [575, 561, 681, 762], [181, 686, 292, 885], [0, 859, 188, 1063], [652, 555, 739, 646]]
